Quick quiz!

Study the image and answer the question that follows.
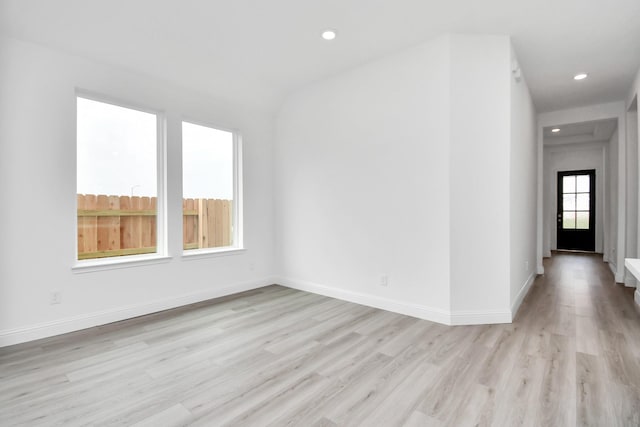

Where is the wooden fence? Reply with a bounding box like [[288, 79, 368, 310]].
[[182, 198, 233, 250], [77, 194, 232, 260]]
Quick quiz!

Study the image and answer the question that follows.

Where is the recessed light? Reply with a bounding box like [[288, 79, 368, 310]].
[[574, 73, 588, 81], [321, 30, 337, 40], [551, 128, 561, 133]]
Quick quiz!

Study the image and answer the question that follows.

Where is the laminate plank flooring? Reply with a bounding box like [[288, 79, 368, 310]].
[[1, 252, 639, 426]]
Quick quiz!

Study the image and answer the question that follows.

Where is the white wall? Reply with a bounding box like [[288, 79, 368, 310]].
[[448, 35, 512, 315], [276, 34, 535, 324], [544, 143, 605, 253], [1, 32, 540, 344], [0, 37, 276, 346], [509, 50, 538, 311], [275, 36, 452, 319]]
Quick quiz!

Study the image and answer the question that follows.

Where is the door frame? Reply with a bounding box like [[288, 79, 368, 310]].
[[537, 106, 626, 282], [545, 145, 605, 256], [556, 169, 596, 251]]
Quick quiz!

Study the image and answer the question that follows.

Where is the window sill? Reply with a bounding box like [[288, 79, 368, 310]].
[[72, 254, 172, 274], [181, 247, 246, 261]]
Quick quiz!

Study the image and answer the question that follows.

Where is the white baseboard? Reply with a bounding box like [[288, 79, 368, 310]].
[[609, 262, 617, 277], [510, 272, 537, 320], [277, 277, 512, 326], [277, 276, 451, 325], [537, 265, 545, 275], [448, 310, 512, 325], [624, 275, 637, 288], [635, 290, 640, 308], [0, 278, 275, 348]]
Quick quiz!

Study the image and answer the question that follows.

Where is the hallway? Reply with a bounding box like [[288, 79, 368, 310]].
[[515, 252, 640, 425]]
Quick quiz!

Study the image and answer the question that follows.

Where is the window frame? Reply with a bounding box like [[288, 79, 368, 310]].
[[180, 118, 244, 258], [561, 174, 591, 230], [72, 90, 168, 272]]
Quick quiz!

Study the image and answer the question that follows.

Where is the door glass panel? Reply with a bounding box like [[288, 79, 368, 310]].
[[557, 171, 595, 251], [576, 175, 590, 192], [563, 176, 576, 193], [576, 212, 589, 229], [576, 193, 589, 210], [563, 211, 576, 229], [563, 194, 576, 210]]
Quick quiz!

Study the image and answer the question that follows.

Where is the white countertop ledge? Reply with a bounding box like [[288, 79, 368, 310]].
[[624, 258, 640, 281], [624, 259, 640, 308]]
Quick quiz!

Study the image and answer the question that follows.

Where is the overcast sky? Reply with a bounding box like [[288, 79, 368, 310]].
[[77, 97, 233, 200]]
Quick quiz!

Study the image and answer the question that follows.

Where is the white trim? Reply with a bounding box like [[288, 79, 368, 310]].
[[616, 113, 627, 285], [277, 277, 451, 325], [157, 103, 168, 259], [602, 144, 608, 264], [181, 248, 246, 261], [234, 133, 244, 249], [449, 310, 512, 326], [510, 272, 537, 319], [180, 121, 244, 254], [74, 91, 168, 265], [72, 254, 172, 273], [635, 289, 640, 308], [537, 122, 544, 280], [277, 277, 512, 326], [0, 278, 274, 348]]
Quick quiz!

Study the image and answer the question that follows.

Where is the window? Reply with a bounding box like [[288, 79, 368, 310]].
[[562, 174, 590, 229], [182, 121, 240, 252], [76, 96, 162, 261]]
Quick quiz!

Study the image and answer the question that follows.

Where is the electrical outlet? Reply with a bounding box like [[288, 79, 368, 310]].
[[50, 291, 62, 305], [380, 275, 388, 287]]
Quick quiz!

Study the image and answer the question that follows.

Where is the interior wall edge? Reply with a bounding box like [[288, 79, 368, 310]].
[[510, 271, 537, 319], [277, 276, 512, 326], [609, 261, 618, 277], [277, 276, 451, 325]]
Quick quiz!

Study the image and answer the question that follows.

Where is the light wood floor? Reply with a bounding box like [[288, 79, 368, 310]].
[[1, 253, 640, 426]]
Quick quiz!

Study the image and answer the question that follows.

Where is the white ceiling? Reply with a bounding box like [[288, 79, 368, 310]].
[[1, 0, 639, 113], [543, 118, 618, 146]]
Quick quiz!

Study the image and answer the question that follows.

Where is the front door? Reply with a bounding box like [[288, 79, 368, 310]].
[[557, 169, 595, 251]]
